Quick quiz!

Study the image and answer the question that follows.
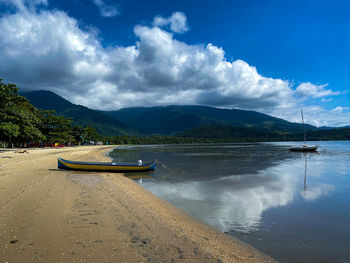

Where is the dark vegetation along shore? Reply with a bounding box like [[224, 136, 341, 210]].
[[1, 78, 350, 148]]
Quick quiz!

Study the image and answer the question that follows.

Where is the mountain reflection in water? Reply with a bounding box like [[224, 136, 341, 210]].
[[110, 142, 350, 262]]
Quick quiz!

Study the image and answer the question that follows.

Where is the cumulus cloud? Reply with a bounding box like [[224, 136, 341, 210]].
[[153, 12, 188, 33], [0, 7, 107, 91], [0, 4, 293, 111], [0, 1, 348, 126], [272, 105, 350, 127], [92, 0, 119, 17], [296, 82, 340, 98]]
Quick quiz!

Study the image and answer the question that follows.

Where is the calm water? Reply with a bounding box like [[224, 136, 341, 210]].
[[110, 141, 350, 263]]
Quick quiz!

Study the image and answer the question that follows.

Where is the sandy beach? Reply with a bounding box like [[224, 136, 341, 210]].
[[0, 146, 275, 263]]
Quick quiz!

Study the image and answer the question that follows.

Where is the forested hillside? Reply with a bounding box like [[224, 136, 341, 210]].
[[21, 90, 134, 136], [105, 105, 317, 135]]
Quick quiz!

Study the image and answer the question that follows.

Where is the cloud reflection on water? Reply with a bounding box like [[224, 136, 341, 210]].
[[300, 184, 335, 201], [111, 143, 344, 233], [143, 159, 335, 233]]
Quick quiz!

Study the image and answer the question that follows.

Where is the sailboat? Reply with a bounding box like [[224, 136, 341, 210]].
[[289, 109, 318, 152]]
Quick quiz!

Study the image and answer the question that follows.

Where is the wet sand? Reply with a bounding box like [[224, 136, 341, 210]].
[[0, 146, 275, 262]]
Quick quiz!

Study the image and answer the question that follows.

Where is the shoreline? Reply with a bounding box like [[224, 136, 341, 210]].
[[0, 145, 275, 262]]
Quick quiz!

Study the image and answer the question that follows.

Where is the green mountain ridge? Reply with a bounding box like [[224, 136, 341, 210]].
[[21, 90, 133, 136], [104, 105, 317, 135], [22, 90, 320, 138]]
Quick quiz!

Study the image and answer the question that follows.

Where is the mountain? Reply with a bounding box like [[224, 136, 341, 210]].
[[178, 125, 284, 141], [175, 124, 350, 143], [21, 90, 319, 138], [104, 105, 317, 135], [21, 90, 132, 136]]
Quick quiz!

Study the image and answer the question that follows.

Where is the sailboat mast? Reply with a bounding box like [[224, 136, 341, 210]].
[[301, 108, 306, 145]]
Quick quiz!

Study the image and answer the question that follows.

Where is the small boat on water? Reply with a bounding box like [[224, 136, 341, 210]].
[[57, 157, 157, 172], [289, 145, 318, 152], [289, 109, 318, 152]]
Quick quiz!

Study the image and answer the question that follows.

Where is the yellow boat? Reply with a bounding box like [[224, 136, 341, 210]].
[[57, 157, 157, 172]]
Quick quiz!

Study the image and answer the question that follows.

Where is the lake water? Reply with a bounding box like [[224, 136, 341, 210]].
[[110, 141, 350, 263]]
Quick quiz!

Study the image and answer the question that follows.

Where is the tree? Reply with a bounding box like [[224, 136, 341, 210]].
[[72, 126, 86, 145], [84, 126, 100, 142], [0, 79, 44, 147], [38, 110, 73, 144]]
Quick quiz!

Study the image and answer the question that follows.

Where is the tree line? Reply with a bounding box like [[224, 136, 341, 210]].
[[0, 79, 101, 147], [178, 124, 350, 142]]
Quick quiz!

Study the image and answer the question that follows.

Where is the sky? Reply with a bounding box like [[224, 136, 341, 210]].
[[0, 0, 349, 127]]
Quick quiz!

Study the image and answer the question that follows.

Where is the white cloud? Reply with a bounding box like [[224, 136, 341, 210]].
[[0, 7, 106, 91], [0, 3, 348, 126], [331, 106, 350, 113], [271, 105, 350, 127], [0, 5, 295, 111], [296, 82, 340, 98], [92, 0, 119, 17], [153, 12, 188, 33]]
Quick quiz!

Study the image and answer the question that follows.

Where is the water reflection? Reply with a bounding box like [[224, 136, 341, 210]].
[[111, 143, 297, 182], [111, 144, 294, 232], [299, 152, 335, 201], [110, 142, 350, 262], [123, 170, 155, 183], [111, 144, 339, 233], [143, 162, 298, 232]]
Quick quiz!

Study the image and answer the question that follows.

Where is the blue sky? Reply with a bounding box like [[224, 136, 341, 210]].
[[0, 0, 349, 126]]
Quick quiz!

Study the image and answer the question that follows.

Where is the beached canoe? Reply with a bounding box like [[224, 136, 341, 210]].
[[57, 157, 157, 172]]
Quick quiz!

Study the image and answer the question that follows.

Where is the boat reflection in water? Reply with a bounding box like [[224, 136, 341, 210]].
[[298, 152, 335, 202], [124, 170, 155, 184]]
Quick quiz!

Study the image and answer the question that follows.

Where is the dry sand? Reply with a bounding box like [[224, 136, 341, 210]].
[[0, 146, 275, 263]]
